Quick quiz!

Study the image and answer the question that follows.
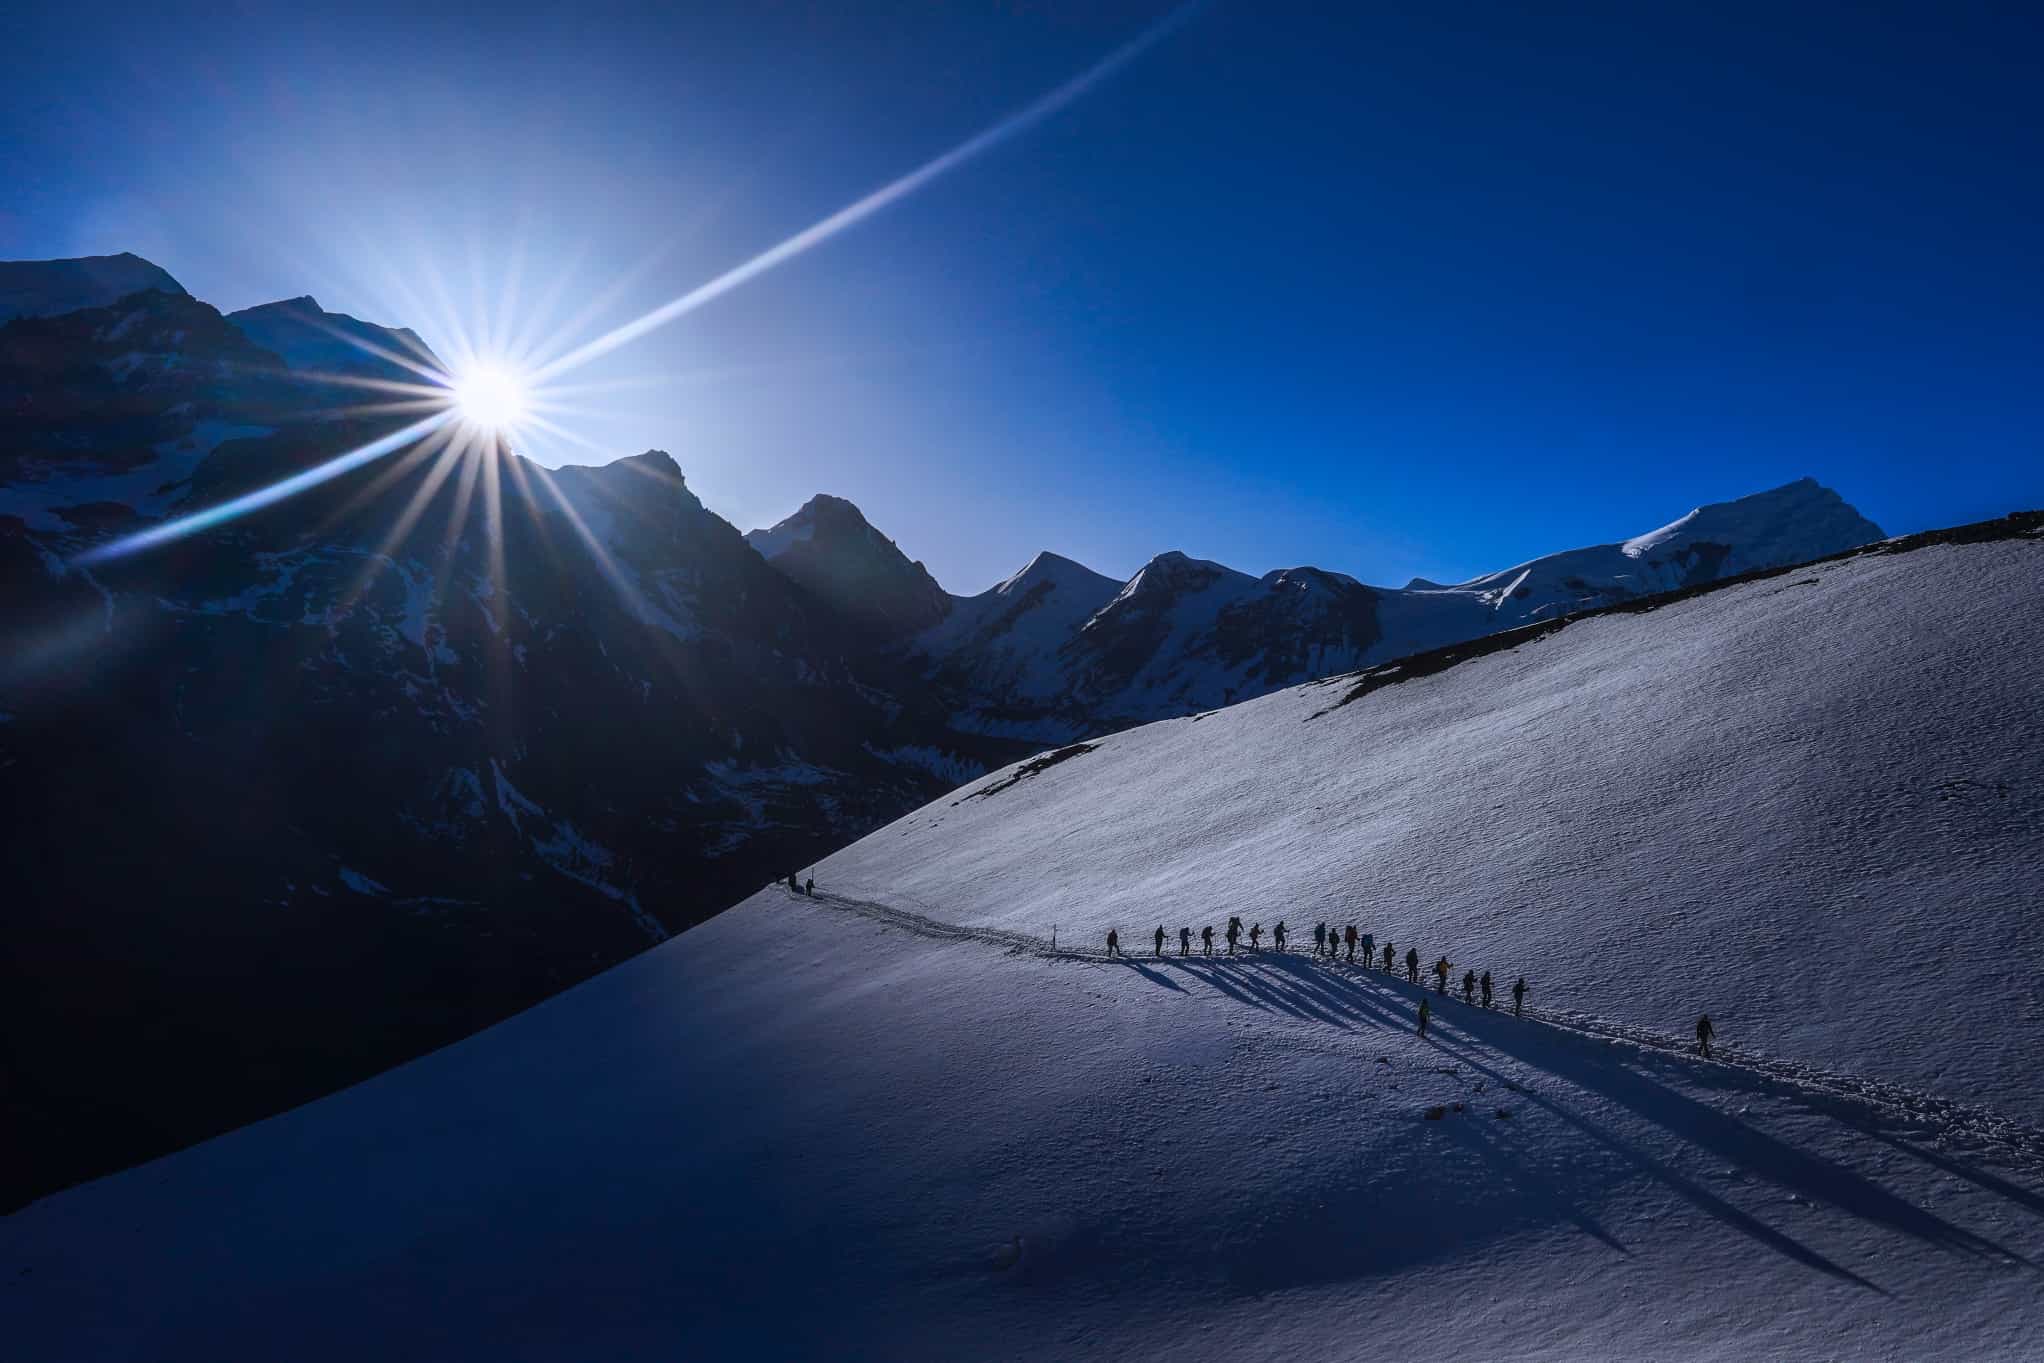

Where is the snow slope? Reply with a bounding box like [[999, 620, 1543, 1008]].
[[830, 522, 2044, 1124], [4, 518, 2040, 1362]]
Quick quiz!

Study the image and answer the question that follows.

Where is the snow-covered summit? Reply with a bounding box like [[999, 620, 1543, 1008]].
[[1620, 476, 1884, 561], [0, 253, 188, 322], [994, 548, 1122, 599]]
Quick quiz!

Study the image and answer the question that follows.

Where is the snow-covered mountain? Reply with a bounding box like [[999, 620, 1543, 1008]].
[[750, 478, 1885, 735], [0, 252, 187, 322], [7, 513, 2038, 1361]]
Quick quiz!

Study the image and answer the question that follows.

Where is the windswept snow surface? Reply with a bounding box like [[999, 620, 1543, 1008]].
[[4, 527, 2040, 1361]]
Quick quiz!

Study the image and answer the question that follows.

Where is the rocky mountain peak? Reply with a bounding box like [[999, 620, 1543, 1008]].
[[0, 253, 189, 322], [746, 493, 950, 636]]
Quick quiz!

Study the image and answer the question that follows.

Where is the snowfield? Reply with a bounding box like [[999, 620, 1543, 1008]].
[[4, 521, 2041, 1361]]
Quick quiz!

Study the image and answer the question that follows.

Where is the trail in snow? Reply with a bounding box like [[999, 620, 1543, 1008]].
[[789, 884, 2044, 1180]]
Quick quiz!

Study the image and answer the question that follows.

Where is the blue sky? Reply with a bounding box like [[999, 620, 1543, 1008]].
[[3, 1, 2039, 591]]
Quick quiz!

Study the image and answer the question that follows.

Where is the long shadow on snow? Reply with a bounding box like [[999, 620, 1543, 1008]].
[[1124, 953, 2036, 1290], [1150, 954, 1402, 1030], [1426, 1009, 2038, 1275]]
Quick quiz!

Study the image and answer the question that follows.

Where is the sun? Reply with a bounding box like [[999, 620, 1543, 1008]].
[[452, 364, 529, 434]]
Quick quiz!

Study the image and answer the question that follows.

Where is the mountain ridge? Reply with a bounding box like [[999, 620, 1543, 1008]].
[[742, 476, 1885, 737]]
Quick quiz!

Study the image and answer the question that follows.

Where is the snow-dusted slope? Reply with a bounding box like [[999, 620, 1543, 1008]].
[[225, 295, 443, 384], [6, 517, 2039, 1363], [0, 253, 186, 321]]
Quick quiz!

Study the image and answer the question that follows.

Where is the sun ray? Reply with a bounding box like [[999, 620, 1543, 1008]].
[[265, 370, 453, 399], [76, 411, 456, 565], [315, 423, 463, 533], [335, 434, 478, 618], [526, 3, 1197, 386], [498, 446, 565, 568], [281, 306, 452, 386], [521, 411, 617, 459], [522, 462, 663, 626], [314, 397, 460, 421]]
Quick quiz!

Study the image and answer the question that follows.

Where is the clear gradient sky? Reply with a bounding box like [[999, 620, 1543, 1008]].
[[3, 1, 2040, 591]]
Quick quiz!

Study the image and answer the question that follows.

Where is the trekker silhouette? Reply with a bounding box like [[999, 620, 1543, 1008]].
[[1361, 932, 1374, 965], [1481, 971, 1493, 1008], [1106, 929, 1121, 958], [1461, 970, 1476, 1004], [1313, 923, 1327, 955], [1180, 927, 1191, 957], [1406, 948, 1420, 983], [1512, 976, 1526, 1017], [787, 872, 799, 892], [1344, 925, 1358, 962], [1417, 997, 1431, 1038], [1382, 942, 1394, 971], [805, 877, 814, 896], [1202, 926, 1215, 957], [1274, 921, 1288, 951], [1226, 920, 1241, 956], [1154, 925, 1166, 957], [1434, 957, 1451, 995], [1696, 1013, 1715, 1058], [1250, 923, 1263, 950]]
